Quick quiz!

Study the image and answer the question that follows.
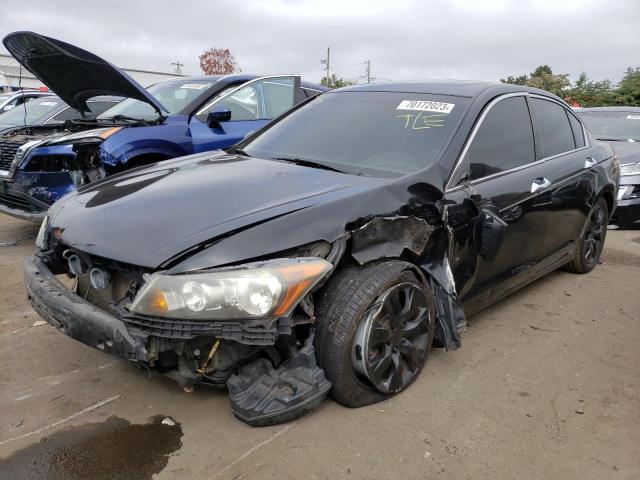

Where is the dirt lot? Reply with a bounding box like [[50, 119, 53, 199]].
[[0, 212, 638, 480]]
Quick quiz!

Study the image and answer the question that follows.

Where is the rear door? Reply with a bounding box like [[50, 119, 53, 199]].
[[189, 75, 302, 153], [525, 96, 593, 267]]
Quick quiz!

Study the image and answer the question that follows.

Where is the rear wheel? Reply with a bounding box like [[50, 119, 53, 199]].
[[565, 197, 608, 274], [314, 261, 435, 407]]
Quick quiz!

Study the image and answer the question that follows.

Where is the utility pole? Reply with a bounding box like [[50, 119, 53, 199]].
[[365, 60, 371, 84], [171, 60, 184, 74], [320, 47, 330, 83]]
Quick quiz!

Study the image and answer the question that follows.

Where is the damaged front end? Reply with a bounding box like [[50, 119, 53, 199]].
[[0, 127, 121, 221], [26, 228, 350, 425], [24, 150, 475, 426]]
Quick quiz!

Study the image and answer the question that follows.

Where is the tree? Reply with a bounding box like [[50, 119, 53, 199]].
[[320, 74, 355, 89], [525, 65, 570, 97], [500, 74, 528, 85], [612, 67, 640, 106], [566, 72, 613, 107], [199, 48, 241, 75]]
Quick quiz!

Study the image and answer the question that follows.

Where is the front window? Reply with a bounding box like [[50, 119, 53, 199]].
[[577, 110, 640, 142], [0, 97, 63, 125], [98, 79, 217, 120], [241, 91, 469, 177]]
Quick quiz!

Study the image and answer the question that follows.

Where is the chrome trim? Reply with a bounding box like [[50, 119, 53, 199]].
[[195, 75, 300, 118], [530, 177, 552, 193], [0, 169, 9, 176], [445, 93, 594, 192]]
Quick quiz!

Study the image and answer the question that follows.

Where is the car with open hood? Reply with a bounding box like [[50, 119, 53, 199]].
[[0, 31, 325, 221], [576, 106, 640, 228], [25, 81, 618, 426]]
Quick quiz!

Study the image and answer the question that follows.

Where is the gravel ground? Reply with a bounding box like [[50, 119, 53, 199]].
[[0, 212, 638, 480]]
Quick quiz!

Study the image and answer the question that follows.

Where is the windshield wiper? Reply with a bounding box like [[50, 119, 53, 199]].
[[233, 148, 251, 157], [596, 137, 634, 142], [269, 156, 351, 174], [99, 114, 146, 124]]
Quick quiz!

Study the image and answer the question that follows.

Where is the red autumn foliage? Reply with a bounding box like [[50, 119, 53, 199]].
[[199, 48, 241, 75]]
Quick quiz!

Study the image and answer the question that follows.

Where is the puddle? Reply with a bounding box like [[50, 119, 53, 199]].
[[0, 415, 182, 480]]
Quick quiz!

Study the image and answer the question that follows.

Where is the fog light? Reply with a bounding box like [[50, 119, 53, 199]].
[[89, 267, 110, 290]]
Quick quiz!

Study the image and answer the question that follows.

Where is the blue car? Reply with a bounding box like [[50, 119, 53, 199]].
[[0, 31, 325, 221]]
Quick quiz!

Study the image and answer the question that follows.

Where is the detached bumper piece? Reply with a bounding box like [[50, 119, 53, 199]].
[[227, 334, 331, 427], [23, 256, 146, 360]]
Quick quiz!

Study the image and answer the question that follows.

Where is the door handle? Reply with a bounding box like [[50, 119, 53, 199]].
[[584, 157, 597, 169], [530, 177, 552, 193]]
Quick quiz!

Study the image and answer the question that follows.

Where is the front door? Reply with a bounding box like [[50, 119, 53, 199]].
[[445, 94, 557, 311]]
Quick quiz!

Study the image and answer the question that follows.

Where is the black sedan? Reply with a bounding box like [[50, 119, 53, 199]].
[[576, 106, 640, 228], [24, 81, 618, 426]]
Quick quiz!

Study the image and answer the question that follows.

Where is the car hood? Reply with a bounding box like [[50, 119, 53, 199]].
[[610, 141, 640, 165], [2, 31, 167, 115], [47, 151, 388, 268]]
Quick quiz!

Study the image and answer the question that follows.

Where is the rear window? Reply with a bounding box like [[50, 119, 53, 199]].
[[242, 91, 469, 177]]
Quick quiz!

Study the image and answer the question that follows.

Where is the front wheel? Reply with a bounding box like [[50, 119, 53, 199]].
[[314, 261, 436, 407], [565, 197, 608, 274]]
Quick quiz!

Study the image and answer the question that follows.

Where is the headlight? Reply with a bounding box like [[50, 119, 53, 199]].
[[129, 258, 332, 320], [9, 140, 43, 176], [35, 215, 49, 251], [620, 163, 640, 176], [50, 127, 122, 145]]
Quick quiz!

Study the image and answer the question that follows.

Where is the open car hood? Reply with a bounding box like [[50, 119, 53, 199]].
[[3, 31, 168, 115]]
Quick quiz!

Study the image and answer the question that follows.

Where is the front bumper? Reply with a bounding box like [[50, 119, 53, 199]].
[[612, 174, 640, 225], [0, 178, 47, 222], [24, 256, 145, 360]]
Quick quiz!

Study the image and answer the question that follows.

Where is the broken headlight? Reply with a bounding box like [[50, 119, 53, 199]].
[[129, 258, 332, 320]]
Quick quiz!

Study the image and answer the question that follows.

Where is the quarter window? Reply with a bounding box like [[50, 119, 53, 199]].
[[465, 96, 535, 180], [567, 111, 585, 148], [530, 98, 575, 157]]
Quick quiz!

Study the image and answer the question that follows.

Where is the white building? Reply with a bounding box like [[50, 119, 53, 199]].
[[0, 53, 187, 92]]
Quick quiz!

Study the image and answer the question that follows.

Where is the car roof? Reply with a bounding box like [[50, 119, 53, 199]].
[[576, 106, 640, 113], [335, 80, 561, 100]]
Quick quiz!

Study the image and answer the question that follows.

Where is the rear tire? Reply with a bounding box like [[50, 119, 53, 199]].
[[314, 261, 435, 408], [565, 197, 608, 274]]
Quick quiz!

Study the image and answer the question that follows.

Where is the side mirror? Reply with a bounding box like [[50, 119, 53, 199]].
[[2, 104, 16, 112], [207, 106, 231, 128], [473, 209, 507, 261]]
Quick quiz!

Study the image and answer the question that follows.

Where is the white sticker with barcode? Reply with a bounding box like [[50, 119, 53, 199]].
[[397, 100, 455, 113]]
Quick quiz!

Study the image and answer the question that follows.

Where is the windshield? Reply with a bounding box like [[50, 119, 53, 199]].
[[0, 97, 63, 125], [98, 79, 216, 120], [577, 111, 640, 142], [242, 91, 469, 177]]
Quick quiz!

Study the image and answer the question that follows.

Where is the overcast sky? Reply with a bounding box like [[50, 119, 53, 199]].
[[1, 0, 638, 84]]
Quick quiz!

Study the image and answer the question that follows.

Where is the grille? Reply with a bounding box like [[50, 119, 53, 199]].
[[0, 191, 31, 211], [0, 140, 23, 171]]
